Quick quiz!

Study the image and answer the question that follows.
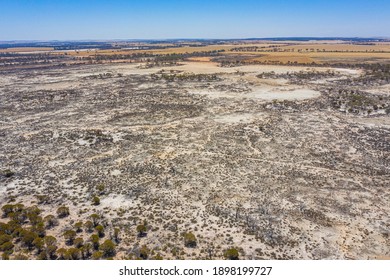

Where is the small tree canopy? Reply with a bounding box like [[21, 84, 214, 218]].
[[139, 245, 149, 260], [43, 215, 58, 229], [224, 248, 239, 260], [136, 224, 147, 237], [92, 196, 100, 206], [56, 206, 70, 218], [63, 230, 77, 245], [100, 239, 116, 258], [95, 225, 104, 237], [74, 221, 83, 233], [183, 232, 197, 248], [74, 237, 84, 249], [90, 234, 100, 250], [92, 251, 103, 260], [84, 220, 94, 232]]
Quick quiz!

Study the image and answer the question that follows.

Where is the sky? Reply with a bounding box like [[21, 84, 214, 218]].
[[0, 0, 389, 41]]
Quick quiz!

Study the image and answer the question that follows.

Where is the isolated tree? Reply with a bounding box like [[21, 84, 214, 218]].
[[96, 184, 105, 195], [84, 220, 94, 233], [139, 245, 149, 260], [89, 214, 100, 226], [224, 248, 239, 260], [136, 224, 147, 237], [113, 227, 120, 243], [92, 196, 100, 206], [74, 237, 84, 249], [90, 234, 100, 250], [74, 221, 83, 233], [100, 239, 116, 258], [63, 230, 77, 245], [43, 215, 58, 229], [183, 232, 197, 248], [95, 225, 105, 237], [56, 206, 70, 218], [81, 243, 92, 259]]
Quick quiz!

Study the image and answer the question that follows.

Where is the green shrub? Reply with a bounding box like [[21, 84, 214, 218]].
[[89, 214, 100, 226], [136, 224, 147, 237], [0, 234, 12, 246], [183, 232, 197, 248], [92, 251, 103, 260], [56, 206, 70, 218], [66, 248, 81, 260], [95, 225, 105, 237], [92, 196, 100, 206], [0, 241, 14, 253], [84, 221, 94, 232], [2, 169, 15, 178], [139, 245, 149, 260], [74, 221, 83, 233], [100, 240, 116, 258], [90, 234, 100, 250], [224, 248, 239, 260], [21, 230, 38, 250], [44, 215, 58, 229], [63, 230, 77, 245], [74, 237, 84, 249]]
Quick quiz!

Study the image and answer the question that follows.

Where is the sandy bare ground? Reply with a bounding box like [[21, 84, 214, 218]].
[[0, 61, 389, 260]]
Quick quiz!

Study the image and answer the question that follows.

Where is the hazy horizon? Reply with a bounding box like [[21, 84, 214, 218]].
[[1, 0, 390, 41], [1, 36, 390, 44]]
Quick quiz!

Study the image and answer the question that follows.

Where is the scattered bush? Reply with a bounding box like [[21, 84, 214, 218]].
[[183, 232, 197, 248], [92, 196, 100, 206], [100, 240, 116, 257], [95, 225, 105, 237], [43, 215, 58, 229], [56, 206, 70, 218], [1, 169, 15, 178], [63, 230, 77, 245], [136, 224, 147, 237], [139, 245, 149, 260], [224, 248, 239, 260]]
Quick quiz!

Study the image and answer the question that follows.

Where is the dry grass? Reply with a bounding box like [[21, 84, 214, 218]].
[[186, 57, 213, 62], [240, 51, 390, 65], [58, 45, 234, 57], [275, 43, 390, 52]]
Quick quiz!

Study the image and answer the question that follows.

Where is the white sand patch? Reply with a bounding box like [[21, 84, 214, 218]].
[[248, 88, 321, 100], [192, 87, 320, 101], [111, 132, 126, 143], [100, 194, 136, 208], [110, 169, 121, 176]]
